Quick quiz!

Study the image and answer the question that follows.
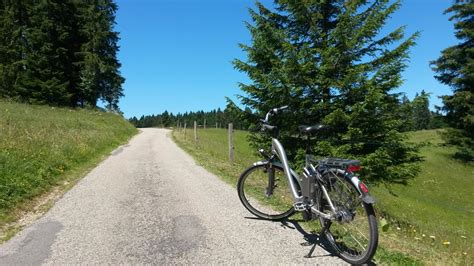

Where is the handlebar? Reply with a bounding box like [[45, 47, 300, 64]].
[[262, 105, 289, 124], [272, 105, 289, 114]]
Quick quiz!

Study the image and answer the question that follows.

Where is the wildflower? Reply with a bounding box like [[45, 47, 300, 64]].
[[461, 236, 467, 239], [443, 241, 450, 245], [463, 252, 467, 256], [422, 234, 426, 237], [396, 227, 401, 231], [414, 237, 421, 241], [413, 229, 416, 233], [430, 236, 436, 240]]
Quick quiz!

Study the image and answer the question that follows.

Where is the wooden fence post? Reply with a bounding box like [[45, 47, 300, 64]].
[[228, 123, 234, 164], [184, 123, 187, 139], [194, 121, 198, 143], [204, 119, 206, 129]]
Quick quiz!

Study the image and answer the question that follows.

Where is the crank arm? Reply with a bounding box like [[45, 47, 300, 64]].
[[310, 206, 335, 220]]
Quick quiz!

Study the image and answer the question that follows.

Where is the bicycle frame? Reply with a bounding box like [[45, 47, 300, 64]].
[[271, 138, 304, 203]]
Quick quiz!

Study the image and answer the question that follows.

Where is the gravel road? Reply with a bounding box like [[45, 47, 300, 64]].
[[0, 128, 344, 264]]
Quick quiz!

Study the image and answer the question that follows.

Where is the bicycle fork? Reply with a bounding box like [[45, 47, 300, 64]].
[[265, 167, 275, 197]]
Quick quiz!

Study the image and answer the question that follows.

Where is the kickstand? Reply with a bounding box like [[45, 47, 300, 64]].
[[305, 220, 331, 259], [304, 243, 317, 258]]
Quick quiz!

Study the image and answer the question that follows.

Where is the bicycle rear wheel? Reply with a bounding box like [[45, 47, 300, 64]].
[[237, 164, 295, 220], [317, 169, 378, 264]]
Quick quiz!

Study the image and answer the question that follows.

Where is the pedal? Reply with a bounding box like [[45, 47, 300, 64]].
[[294, 202, 306, 212]]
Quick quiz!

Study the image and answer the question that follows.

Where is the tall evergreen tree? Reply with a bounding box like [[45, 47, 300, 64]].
[[431, 0, 473, 161], [24, 1, 78, 106], [233, 0, 420, 183], [0, 0, 124, 110], [78, 0, 124, 110], [0, 1, 30, 101], [412, 90, 431, 130], [398, 94, 414, 132]]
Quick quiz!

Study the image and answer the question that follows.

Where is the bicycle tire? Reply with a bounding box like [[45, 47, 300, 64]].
[[316, 169, 378, 264], [237, 164, 295, 220]]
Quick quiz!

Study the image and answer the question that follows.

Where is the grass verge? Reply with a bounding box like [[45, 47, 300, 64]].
[[172, 127, 472, 265], [0, 100, 137, 240]]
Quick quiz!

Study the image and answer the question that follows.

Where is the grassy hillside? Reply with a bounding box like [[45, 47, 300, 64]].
[[0, 100, 137, 232], [172, 128, 472, 264], [371, 130, 472, 263]]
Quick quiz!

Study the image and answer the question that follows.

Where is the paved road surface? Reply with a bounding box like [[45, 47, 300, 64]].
[[0, 128, 344, 264]]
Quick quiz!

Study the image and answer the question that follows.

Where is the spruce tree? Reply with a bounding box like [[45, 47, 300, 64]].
[[431, 0, 473, 161], [398, 94, 414, 132], [23, 1, 76, 106], [412, 90, 431, 130], [0, 0, 124, 109], [234, 0, 420, 183], [0, 1, 31, 101]]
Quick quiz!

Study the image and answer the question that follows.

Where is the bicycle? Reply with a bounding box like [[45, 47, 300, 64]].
[[237, 106, 378, 264]]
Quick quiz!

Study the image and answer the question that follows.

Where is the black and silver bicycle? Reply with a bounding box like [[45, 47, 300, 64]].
[[237, 106, 378, 264]]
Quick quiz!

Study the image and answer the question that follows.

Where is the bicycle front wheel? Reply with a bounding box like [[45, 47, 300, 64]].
[[237, 164, 295, 220], [317, 169, 378, 264]]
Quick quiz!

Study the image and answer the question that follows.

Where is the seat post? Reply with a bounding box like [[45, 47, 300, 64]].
[[304, 134, 312, 167], [305, 135, 311, 154]]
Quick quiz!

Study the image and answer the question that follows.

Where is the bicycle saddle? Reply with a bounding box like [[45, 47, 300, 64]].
[[298, 124, 327, 135]]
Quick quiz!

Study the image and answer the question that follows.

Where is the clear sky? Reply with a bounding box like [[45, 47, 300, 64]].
[[115, 0, 457, 119]]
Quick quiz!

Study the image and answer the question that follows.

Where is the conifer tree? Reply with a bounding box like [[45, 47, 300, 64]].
[[0, 0, 124, 110], [398, 95, 414, 132], [78, 0, 124, 110], [0, 1, 30, 101], [431, 0, 473, 161], [234, 0, 420, 183], [412, 90, 431, 130]]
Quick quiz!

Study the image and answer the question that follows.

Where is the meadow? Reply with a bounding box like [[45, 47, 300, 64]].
[[0, 100, 137, 238], [173, 127, 472, 264]]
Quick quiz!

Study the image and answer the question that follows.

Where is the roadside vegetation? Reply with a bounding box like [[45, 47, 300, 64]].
[[173, 128, 472, 265], [0, 100, 137, 239]]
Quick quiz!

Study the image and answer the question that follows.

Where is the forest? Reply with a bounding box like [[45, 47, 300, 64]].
[[0, 0, 123, 110]]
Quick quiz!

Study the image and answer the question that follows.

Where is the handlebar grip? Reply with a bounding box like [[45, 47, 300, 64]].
[[273, 105, 289, 114], [262, 124, 277, 131]]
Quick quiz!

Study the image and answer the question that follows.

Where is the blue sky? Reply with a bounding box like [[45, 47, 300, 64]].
[[115, 0, 457, 118]]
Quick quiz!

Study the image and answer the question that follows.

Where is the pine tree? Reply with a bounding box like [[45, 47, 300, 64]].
[[0, 1, 31, 101], [412, 90, 431, 130], [22, 1, 77, 106], [398, 94, 414, 132], [0, 0, 124, 109], [234, 0, 420, 183], [431, 0, 473, 161]]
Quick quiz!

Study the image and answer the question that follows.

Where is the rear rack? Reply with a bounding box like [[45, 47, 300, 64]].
[[318, 157, 360, 169]]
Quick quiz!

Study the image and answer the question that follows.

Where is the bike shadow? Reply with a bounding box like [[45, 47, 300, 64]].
[[244, 216, 377, 265], [244, 216, 335, 259]]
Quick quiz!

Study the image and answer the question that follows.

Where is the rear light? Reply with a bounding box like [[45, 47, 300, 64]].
[[359, 182, 369, 193], [347, 165, 361, 172]]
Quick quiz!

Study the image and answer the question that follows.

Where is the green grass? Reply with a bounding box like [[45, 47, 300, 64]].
[[371, 129, 473, 264], [173, 127, 472, 265], [0, 100, 137, 230], [173, 128, 260, 186]]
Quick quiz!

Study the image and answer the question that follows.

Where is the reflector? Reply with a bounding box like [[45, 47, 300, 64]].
[[359, 182, 369, 193], [347, 165, 361, 172]]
